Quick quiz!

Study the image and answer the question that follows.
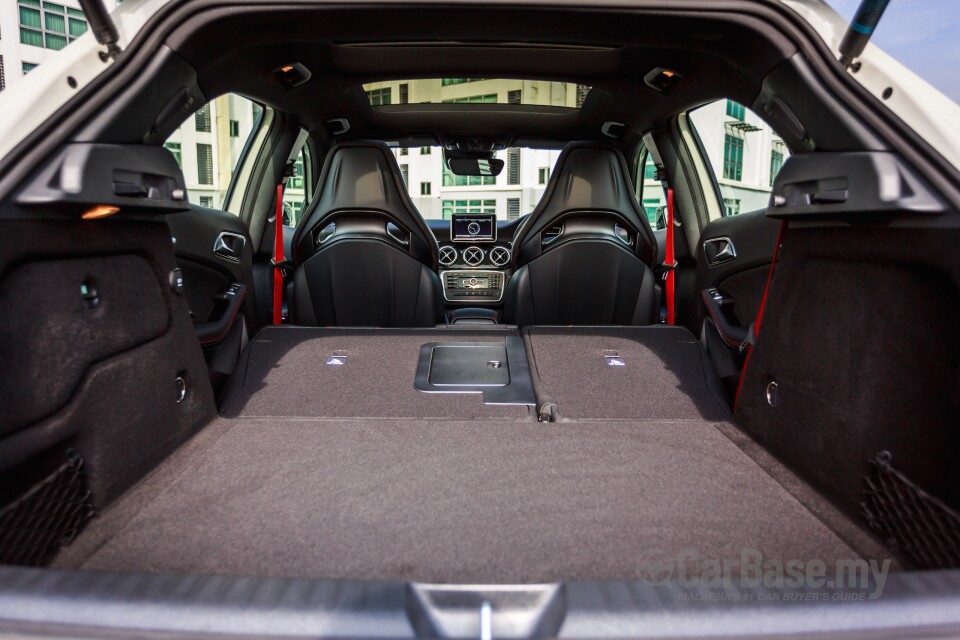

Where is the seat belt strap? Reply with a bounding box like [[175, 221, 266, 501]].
[[271, 130, 310, 326], [664, 188, 677, 325], [733, 220, 786, 410], [272, 182, 285, 325]]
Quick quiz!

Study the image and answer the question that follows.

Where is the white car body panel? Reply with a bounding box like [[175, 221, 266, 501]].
[[782, 0, 960, 171], [0, 0, 163, 162]]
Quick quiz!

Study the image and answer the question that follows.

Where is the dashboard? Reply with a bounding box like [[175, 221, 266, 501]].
[[428, 217, 520, 304]]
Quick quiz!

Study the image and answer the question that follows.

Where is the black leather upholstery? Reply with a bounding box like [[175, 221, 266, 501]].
[[510, 142, 657, 267], [290, 142, 445, 327], [502, 143, 659, 326]]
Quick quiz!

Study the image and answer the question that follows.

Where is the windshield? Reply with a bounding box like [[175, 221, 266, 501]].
[[391, 145, 562, 221]]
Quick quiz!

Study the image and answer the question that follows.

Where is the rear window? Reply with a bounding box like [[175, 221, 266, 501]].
[[392, 146, 561, 221]]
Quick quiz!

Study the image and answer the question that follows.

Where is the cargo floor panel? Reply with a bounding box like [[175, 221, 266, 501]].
[[54, 416, 871, 583], [220, 327, 531, 419], [524, 326, 730, 420]]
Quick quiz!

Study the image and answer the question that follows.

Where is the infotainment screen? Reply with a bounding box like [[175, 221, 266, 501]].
[[451, 213, 496, 242]]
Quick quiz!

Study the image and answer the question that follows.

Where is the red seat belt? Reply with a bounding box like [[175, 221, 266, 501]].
[[665, 188, 676, 325], [272, 183, 285, 325], [733, 220, 786, 410]]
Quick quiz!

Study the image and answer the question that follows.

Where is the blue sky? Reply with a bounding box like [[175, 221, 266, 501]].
[[826, 0, 960, 103]]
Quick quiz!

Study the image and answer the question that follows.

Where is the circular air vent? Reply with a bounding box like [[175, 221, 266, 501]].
[[489, 246, 511, 267], [438, 245, 458, 267], [462, 246, 485, 267]]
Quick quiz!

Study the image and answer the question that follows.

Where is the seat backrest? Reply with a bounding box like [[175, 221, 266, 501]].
[[292, 141, 438, 267], [290, 141, 444, 327], [502, 143, 659, 326], [510, 142, 657, 268]]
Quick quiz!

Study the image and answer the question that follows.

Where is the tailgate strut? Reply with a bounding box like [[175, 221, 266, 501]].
[[78, 0, 121, 60]]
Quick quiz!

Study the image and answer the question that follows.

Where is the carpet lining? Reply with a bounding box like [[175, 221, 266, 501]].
[[53, 416, 881, 583]]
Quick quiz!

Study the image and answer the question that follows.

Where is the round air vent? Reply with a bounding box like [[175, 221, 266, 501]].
[[438, 245, 458, 267], [462, 246, 485, 267], [489, 246, 511, 267]]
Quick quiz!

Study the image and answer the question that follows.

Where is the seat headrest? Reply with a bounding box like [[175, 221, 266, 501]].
[[513, 142, 657, 265], [292, 141, 438, 265]]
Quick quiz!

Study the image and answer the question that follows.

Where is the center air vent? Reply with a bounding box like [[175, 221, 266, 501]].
[[489, 246, 511, 267], [462, 246, 485, 267], [438, 245, 458, 267]]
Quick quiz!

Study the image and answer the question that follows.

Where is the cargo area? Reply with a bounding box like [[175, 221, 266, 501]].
[[49, 326, 892, 582]]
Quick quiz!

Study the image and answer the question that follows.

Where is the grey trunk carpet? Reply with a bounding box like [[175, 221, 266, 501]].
[[54, 416, 871, 583]]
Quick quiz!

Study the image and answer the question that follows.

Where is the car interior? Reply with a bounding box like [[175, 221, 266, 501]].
[[1, 1, 959, 636]]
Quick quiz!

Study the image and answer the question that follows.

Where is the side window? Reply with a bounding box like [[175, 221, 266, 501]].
[[688, 99, 790, 218], [164, 94, 265, 212], [633, 147, 667, 230], [282, 145, 313, 227]]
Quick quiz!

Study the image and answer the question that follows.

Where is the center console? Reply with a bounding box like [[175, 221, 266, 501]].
[[435, 213, 512, 311]]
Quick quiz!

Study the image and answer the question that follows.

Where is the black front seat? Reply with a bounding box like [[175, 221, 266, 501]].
[[290, 141, 444, 326], [502, 143, 659, 326]]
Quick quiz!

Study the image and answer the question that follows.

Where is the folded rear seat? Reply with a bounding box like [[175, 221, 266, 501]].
[[523, 325, 730, 422]]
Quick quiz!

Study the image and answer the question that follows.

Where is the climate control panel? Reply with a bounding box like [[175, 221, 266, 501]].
[[441, 270, 506, 303]]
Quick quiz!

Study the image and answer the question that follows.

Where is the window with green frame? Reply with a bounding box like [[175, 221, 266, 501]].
[[194, 104, 211, 132], [19, 0, 85, 50], [442, 165, 495, 187], [442, 94, 498, 104], [45, 10, 65, 36], [726, 100, 746, 121], [45, 33, 67, 50], [441, 199, 496, 220], [367, 88, 391, 106], [68, 17, 86, 37], [441, 78, 488, 86], [19, 0, 43, 47], [723, 198, 742, 217], [723, 134, 744, 181], [770, 149, 784, 186]]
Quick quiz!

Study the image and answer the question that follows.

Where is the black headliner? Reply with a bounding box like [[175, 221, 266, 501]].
[[165, 4, 798, 150]]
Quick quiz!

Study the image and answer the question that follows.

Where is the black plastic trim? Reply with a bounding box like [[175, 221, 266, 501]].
[[195, 283, 246, 346]]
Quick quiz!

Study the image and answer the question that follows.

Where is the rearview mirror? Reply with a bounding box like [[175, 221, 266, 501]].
[[446, 157, 505, 177]]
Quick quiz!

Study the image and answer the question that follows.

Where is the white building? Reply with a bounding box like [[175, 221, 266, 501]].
[[163, 95, 265, 211], [689, 99, 789, 215]]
